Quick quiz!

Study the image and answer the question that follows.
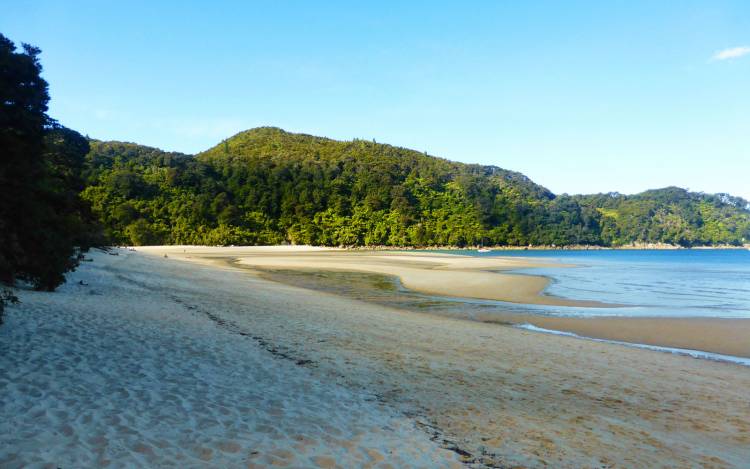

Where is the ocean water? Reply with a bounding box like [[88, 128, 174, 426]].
[[459, 249, 750, 318]]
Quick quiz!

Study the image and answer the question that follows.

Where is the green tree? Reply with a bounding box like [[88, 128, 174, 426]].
[[79, 126, 750, 250], [1, 34, 96, 322]]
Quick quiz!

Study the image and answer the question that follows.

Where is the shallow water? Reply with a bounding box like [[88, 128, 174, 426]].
[[260, 249, 750, 319], [457, 249, 750, 318]]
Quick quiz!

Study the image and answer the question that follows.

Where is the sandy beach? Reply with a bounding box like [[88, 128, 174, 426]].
[[148, 245, 609, 307], [147, 246, 750, 359], [0, 249, 460, 468], [2, 246, 749, 467]]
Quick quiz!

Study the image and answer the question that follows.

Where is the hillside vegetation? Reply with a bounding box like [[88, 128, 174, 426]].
[[80, 127, 750, 248]]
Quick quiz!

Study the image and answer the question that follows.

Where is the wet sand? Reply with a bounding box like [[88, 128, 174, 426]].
[[148, 246, 609, 307], [128, 248, 750, 466], [144, 246, 750, 359], [490, 315, 750, 359], [256, 267, 750, 359]]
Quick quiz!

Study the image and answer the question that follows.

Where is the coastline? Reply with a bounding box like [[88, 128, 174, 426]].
[[514, 323, 750, 367], [5, 248, 748, 467], [489, 315, 750, 359], [140, 245, 750, 359], [140, 245, 610, 307]]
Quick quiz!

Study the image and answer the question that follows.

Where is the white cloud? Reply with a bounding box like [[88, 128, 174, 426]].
[[712, 46, 750, 61]]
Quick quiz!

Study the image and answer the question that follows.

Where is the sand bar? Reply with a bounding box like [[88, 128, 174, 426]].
[[144, 245, 610, 307], [144, 246, 750, 358]]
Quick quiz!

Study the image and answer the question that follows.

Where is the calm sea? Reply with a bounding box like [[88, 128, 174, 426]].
[[458, 249, 750, 318]]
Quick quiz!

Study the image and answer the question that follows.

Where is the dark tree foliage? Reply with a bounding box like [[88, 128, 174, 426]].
[[81, 127, 750, 248], [573, 188, 750, 247], [0, 34, 96, 320]]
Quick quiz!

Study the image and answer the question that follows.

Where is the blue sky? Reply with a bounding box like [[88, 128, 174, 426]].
[[3, 1, 749, 198]]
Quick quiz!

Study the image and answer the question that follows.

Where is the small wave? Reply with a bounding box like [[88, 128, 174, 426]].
[[514, 323, 750, 367]]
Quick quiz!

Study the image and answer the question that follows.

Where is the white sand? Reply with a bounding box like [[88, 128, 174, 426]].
[[0, 250, 460, 468], [3, 246, 750, 468]]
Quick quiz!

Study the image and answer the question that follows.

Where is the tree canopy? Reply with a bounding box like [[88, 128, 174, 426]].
[[0, 33, 96, 320], [80, 127, 750, 248]]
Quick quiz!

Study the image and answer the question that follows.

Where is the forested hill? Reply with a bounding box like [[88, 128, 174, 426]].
[[80, 127, 750, 247]]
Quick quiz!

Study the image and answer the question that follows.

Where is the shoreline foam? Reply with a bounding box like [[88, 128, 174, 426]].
[[515, 323, 750, 367]]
